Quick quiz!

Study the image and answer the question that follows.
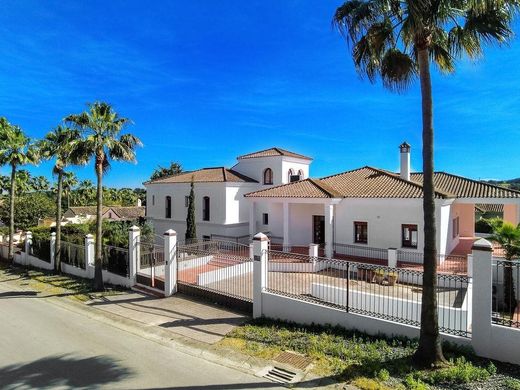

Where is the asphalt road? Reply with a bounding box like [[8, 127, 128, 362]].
[[0, 284, 286, 390]]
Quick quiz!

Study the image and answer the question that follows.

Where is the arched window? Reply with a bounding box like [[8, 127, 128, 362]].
[[298, 169, 304, 180], [287, 169, 295, 183], [165, 196, 172, 219], [263, 168, 273, 185], [202, 196, 210, 221]]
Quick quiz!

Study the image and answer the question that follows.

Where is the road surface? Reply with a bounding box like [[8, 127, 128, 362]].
[[0, 284, 286, 389]]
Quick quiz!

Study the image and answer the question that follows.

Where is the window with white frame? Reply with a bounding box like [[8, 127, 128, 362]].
[[402, 224, 418, 248]]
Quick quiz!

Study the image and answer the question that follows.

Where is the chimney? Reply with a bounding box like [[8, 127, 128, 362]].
[[399, 142, 411, 181]]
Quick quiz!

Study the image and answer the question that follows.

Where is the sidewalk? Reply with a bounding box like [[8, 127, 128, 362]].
[[87, 291, 249, 344]]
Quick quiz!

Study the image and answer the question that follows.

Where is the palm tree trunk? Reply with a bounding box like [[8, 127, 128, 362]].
[[55, 170, 63, 274], [8, 165, 16, 262], [413, 47, 446, 367], [93, 157, 104, 291]]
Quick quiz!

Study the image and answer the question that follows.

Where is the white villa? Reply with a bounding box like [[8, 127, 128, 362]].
[[144, 147, 312, 241], [145, 144, 520, 262]]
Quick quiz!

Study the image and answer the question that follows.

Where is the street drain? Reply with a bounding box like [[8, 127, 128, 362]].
[[273, 351, 313, 371], [263, 366, 297, 384]]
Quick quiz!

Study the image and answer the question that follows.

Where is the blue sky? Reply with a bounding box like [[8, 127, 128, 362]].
[[1, 1, 519, 188]]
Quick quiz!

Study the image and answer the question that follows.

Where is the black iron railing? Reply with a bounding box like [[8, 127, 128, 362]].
[[492, 259, 520, 329], [103, 245, 130, 277], [60, 241, 85, 269]]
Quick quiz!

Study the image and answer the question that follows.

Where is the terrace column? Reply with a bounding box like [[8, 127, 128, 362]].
[[249, 200, 256, 237], [283, 202, 290, 248], [164, 229, 177, 297], [128, 226, 140, 285], [85, 234, 95, 278], [324, 203, 334, 258], [253, 232, 269, 319], [471, 238, 493, 359]]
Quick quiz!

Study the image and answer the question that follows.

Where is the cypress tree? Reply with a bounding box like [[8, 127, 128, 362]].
[[185, 178, 196, 241]]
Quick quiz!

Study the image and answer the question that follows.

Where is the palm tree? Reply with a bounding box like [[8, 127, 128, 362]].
[[75, 179, 95, 205], [333, 0, 518, 366], [63, 171, 78, 209], [489, 220, 520, 315], [65, 102, 141, 290], [14, 170, 32, 196], [38, 125, 81, 273], [0, 120, 39, 261], [29, 175, 50, 192]]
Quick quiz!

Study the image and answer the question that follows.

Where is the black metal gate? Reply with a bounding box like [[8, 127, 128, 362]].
[[176, 239, 253, 313], [136, 240, 165, 291]]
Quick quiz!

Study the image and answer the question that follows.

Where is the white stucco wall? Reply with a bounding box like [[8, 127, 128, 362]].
[[232, 156, 310, 186]]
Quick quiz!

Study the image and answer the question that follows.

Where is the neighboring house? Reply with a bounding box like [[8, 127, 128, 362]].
[[144, 148, 312, 241], [245, 143, 520, 259], [62, 205, 145, 225]]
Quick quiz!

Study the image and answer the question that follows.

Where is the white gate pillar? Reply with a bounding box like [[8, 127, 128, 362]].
[[128, 226, 140, 285], [249, 200, 256, 238], [282, 202, 290, 248], [164, 229, 178, 297], [85, 234, 95, 278], [24, 231, 32, 265], [50, 232, 56, 270], [388, 248, 397, 268], [253, 232, 269, 319], [471, 238, 493, 358]]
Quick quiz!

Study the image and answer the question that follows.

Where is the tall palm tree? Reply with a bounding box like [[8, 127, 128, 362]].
[[0, 120, 39, 261], [63, 171, 78, 209], [29, 175, 50, 192], [38, 125, 81, 273], [65, 102, 141, 290], [333, 0, 518, 366]]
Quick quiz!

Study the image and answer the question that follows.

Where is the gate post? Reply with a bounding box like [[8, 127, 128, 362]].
[[85, 234, 95, 278], [24, 231, 32, 265], [50, 232, 56, 270], [128, 226, 140, 285], [471, 238, 493, 359], [253, 232, 269, 319], [388, 248, 397, 268], [164, 229, 177, 297]]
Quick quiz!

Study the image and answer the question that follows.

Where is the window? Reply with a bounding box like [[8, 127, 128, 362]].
[[354, 221, 368, 244], [402, 224, 418, 248], [263, 168, 273, 185], [152, 195, 155, 206], [288, 169, 295, 182], [185, 195, 189, 207], [453, 217, 460, 238], [165, 196, 172, 219], [298, 169, 304, 180], [262, 213, 269, 225], [288, 168, 301, 182], [203, 235, 211, 241], [202, 196, 210, 221]]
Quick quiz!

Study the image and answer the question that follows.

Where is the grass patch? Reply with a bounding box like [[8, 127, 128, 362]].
[[221, 317, 520, 389], [0, 260, 126, 301]]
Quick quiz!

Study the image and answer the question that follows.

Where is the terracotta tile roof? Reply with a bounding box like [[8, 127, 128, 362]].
[[110, 206, 146, 219], [146, 167, 258, 184], [66, 206, 108, 215], [410, 172, 520, 199], [245, 167, 449, 199], [237, 147, 312, 161], [244, 178, 341, 198], [475, 204, 504, 213]]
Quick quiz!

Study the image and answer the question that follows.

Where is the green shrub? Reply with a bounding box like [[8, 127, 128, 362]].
[[415, 357, 491, 385], [377, 369, 390, 382], [404, 374, 429, 390], [475, 218, 493, 233], [504, 378, 520, 390]]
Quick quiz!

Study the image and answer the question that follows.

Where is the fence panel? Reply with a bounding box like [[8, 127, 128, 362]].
[[266, 251, 471, 337], [31, 237, 51, 263], [334, 243, 388, 262], [103, 245, 130, 277], [60, 241, 85, 269], [492, 259, 520, 328]]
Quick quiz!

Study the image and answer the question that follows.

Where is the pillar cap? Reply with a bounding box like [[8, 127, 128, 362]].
[[85, 234, 94, 239], [253, 232, 269, 241], [50, 232, 56, 237], [472, 238, 493, 252], [164, 229, 177, 236], [129, 225, 140, 232]]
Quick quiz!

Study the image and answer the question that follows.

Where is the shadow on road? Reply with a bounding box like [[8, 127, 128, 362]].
[[0, 290, 38, 298], [0, 354, 133, 388]]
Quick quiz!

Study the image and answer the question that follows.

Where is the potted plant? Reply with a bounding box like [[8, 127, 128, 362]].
[[387, 271, 398, 286], [374, 269, 385, 284]]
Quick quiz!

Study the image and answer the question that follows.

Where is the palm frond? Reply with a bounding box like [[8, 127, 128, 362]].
[[381, 48, 417, 92]]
